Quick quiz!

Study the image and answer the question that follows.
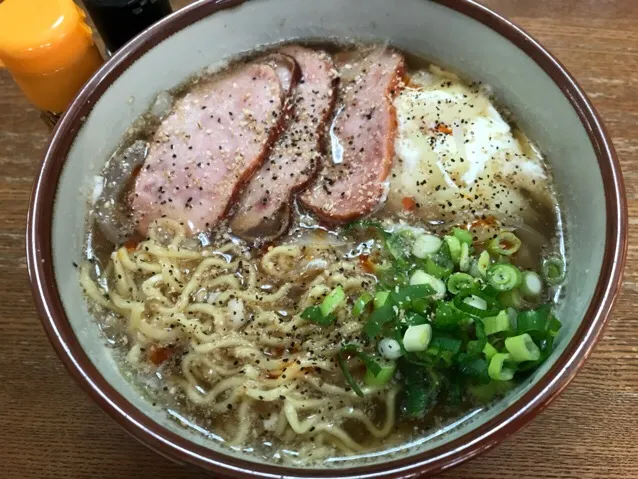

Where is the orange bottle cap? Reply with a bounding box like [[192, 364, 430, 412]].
[[0, 0, 96, 75]]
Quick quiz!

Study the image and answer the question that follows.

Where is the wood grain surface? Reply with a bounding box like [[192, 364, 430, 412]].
[[1, 1, 636, 477]]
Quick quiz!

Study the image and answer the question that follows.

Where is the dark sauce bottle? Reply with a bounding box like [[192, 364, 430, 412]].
[[82, 0, 173, 53]]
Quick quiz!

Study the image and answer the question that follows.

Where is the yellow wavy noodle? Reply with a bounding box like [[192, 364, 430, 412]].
[[81, 218, 394, 460]]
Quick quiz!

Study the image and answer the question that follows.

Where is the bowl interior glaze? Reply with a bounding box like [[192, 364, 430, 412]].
[[30, 0, 625, 477]]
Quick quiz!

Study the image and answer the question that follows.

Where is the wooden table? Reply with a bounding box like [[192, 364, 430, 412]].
[[1, 1, 636, 477]]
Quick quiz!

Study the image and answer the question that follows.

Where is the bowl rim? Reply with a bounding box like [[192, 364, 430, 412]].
[[26, 0, 627, 477]]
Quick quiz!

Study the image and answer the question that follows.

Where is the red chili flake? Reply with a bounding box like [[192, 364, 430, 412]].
[[402, 196, 417, 211], [148, 345, 173, 365], [470, 215, 498, 231], [359, 254, 375, 274], [123, 237, 140, 251], [435, 123, 453, 135]]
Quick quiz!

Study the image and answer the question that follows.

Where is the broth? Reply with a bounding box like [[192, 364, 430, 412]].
[[81, 41, 566, 465]]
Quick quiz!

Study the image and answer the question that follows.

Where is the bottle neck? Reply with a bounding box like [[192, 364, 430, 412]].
[[83, 0, 173, 53]]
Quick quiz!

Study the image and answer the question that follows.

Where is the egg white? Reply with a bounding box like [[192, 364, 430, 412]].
[[387, 66, 552, 231]]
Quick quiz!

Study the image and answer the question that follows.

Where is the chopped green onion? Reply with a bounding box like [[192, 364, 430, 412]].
[[483, 310, 511, 335], [405, 312, 428, 326], [447, 272, 477, 295], [378, 337, 404, 360], [352, 292, 373, 317], [519, 271, 543, 297], [476, 250, 491, 277], [410, 297, 430, 315], [427, 335, 462, 362], [505, 333, 541, 362], [463, 294, 487, 311], [444, 235, 462, 264], [363, 302, 395, 339], [467, 318, 487, 356], [300, 306, 336, 326], [453, 227, 473, 245], [457, 356, 490, 383], [487, 231, 522, 256], [547, 315, 562, 336], [486, 264, 521, 291], [542, 255, 566, 285], [409, 270, 446, 300], [320, 285, 345, 317], [488, 353, 516, 381], [337, 352, 363, 397], [469, 379, 514, 403], [432, 302, 465, 331], [386, 228, 416, 263], [337, 344, 383, 397], [498, 289, 523, 309], [364, 359, 397, 387], [374, 291, 390, 309], [459, 242, 471, 272], [453, 290, 498, 318], [516, 305, 552, 340], [372, 259, 393, 274], [403, 324, 433, 352], [425, 254, 454, 279], [338, 344, 384, 397], [482, 342, 498, 360], [400, 361, 440, 417], [391, 284, 434, 305], [412, 234, 442, 258]]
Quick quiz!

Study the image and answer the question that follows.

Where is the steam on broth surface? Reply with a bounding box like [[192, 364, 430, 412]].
[[81, 41, 566, 465]]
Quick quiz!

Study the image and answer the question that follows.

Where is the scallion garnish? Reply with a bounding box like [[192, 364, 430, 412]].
[[378, 337, 404, 360], [459, 242, 471, 272], [300, 285, 345, 325], [337, 220, 563, 414], [483, 310, 511, 335], [447, 272, 476, 295], [410, 270, 446, 300], [320, 285, 345, 317], [505, 333, 541, 362], [400, 360, 440, 417], [412, 234, 442, 258], [482, 342, 498, 360], [364, 359, 397, 387], [425, 253, 454, 279], [542, 254, 566, 285], [403, 324, 433, 352], [498, 289, 523, 309], [476, 250, 491, 277], [404, 311, 428, 326], [486, 263, 522, 291], [444, 235, 462, 264], [363, 301, 395, 339], [374, 291, 390, 309], [427, 335, 462, 363], [453, 290, 498, 318], [338, 344, 383, 397], [519, 271, 543, 297], [300, 306, 336, 326], [453, 227, 473, 245], [352, 292, 373, 317], [488, 353, 516, 381], [487, 231, 522, 256]]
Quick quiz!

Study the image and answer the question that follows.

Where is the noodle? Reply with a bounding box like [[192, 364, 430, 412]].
[[81, 219, 391, 456]]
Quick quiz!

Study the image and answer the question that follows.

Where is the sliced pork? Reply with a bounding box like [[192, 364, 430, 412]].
[[299, 48, 405, 222], [230, 46, 337, 239], [131, 56, 298, 236]]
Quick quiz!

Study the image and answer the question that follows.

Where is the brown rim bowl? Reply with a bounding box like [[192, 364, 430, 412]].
[[27, 0, 627, 477]]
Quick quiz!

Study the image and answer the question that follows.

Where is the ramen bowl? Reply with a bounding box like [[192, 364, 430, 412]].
[[27, 0, 626, 477]]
